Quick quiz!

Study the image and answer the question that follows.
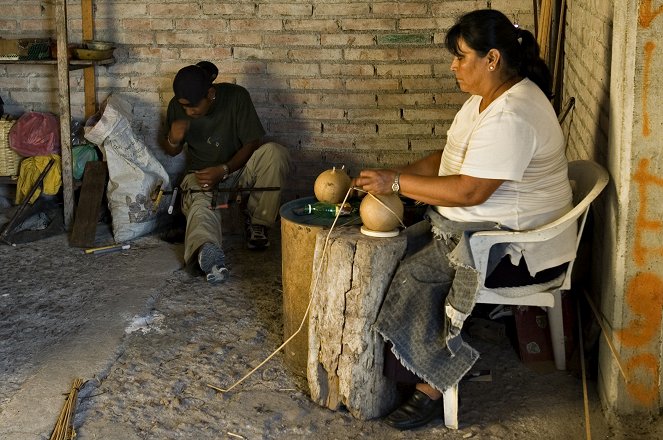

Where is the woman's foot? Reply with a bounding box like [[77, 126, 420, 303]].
[[384, 386, 443, 430]]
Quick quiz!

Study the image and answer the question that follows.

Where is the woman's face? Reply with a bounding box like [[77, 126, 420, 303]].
[[449, 38, 489, 95]]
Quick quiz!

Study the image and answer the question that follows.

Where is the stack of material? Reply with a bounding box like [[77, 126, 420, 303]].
[[49, 378, 84, 440], [0, 115, 20, 177]]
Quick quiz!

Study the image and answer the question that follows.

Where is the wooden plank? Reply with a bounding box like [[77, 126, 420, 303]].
[[69, 161, 107, 248]]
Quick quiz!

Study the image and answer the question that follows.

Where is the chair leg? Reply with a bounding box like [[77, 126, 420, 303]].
[[442, 383, 459, 429], [547, 290, 566, 370]]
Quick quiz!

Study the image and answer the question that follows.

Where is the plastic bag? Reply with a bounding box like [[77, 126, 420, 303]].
[[72, 144, 99, 180], [8, 111, 61, 156], [84, 95, 170, 242]]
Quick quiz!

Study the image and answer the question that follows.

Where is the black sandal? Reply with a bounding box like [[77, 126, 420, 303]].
[[384, 389, 443, 430]]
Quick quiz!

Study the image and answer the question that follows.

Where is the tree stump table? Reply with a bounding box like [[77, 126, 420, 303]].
[[307, 225, 407, 420]]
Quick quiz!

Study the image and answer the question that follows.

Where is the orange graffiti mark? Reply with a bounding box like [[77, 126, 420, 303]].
[[632, 159, 663, 266], [642, 41, 655, 137], [639, 0, 663, 28], [625, 354, 659, 406], [616, 272, 663, 347]]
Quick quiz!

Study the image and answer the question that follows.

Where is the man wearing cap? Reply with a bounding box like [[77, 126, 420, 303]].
[[162, 64, 290, 284]]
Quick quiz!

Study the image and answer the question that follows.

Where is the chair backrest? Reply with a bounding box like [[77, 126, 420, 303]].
[[468, 159, 609, 290], [560, 159, 609, 289]]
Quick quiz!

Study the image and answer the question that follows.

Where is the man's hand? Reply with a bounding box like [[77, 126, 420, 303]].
[[169, 120, 190, 144], [163, 120, 190, 156], [194, 165, 226, 189]]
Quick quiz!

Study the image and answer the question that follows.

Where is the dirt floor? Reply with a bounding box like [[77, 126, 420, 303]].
[[1, 207, 663, 439]]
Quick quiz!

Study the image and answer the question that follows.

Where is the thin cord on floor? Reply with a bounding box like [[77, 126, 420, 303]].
[[207, 188, 403, 393]]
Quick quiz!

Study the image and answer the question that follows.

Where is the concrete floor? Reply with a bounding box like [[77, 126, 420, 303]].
[[1, 215, 658, 439]]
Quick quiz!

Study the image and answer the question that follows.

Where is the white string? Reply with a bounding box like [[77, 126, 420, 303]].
[[207, 187, 356, 394], [354, 187, 407, 229]]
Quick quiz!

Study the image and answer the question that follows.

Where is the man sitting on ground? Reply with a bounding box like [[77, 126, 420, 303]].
[[162, 63, 290, 283]]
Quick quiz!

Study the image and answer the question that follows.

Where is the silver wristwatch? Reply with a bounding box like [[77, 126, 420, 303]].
[[392, 172, 401, 193]]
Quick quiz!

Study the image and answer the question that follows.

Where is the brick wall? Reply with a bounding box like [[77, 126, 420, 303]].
[[560, 0, 613, 299], [0, 0, 535, 200], [562, 0, 613, 164]]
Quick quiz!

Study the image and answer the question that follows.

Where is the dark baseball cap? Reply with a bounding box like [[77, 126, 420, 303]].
[[196, 60, 218, 81], [173, 65, 212, 105]]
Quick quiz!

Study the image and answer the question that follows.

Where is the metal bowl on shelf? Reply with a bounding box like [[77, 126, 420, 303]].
[[83, 40, 114, 51], [72, 47, 114, 61]]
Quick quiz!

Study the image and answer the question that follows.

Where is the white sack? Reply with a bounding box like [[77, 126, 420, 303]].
[[84, 95, 170, 242]]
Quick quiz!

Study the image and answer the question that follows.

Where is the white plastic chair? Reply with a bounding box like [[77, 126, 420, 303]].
[[441, 159, 609, 429]]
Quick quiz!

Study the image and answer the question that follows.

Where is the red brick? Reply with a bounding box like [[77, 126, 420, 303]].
[[376, 64, 432, 77], [314, 4, 369, 16], [320, 63, 374, 76], [259, 3, 312, 16], [341, 19, 396, 31], [321, 34, 375, 47], [346, 78, 400, 91], [344, 48, 399, 61]]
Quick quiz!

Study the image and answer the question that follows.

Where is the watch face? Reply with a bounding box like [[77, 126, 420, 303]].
[[392, 182, 400, 192]]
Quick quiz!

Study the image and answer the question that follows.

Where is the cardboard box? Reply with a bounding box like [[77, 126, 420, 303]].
[[0, 38, 51, 60], [514, 306, 555, 365]]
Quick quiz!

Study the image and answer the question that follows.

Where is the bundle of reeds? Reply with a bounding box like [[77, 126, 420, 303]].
[[49, 378, 84, 440]]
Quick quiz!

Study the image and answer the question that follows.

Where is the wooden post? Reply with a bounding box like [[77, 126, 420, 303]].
[[55, 0, 74, 229], [307, 226, 407, 420]]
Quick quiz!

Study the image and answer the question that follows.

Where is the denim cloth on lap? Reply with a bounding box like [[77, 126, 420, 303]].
[[373, 208, 501, 392]]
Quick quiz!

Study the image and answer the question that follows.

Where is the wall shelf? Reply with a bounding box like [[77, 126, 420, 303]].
[[0, 58, 114, 70], [0, 1, 104, 231]]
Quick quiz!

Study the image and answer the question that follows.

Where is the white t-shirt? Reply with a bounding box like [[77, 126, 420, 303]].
[[435, 78, 575, 274]]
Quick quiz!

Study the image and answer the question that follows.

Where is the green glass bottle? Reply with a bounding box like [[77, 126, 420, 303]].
[[293, 201, 356, 217]]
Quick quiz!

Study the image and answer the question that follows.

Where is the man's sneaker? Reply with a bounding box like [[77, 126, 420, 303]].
[[197, 242, 229, 284], [246, 222, 270, 250], [205, 265, 229, 284]]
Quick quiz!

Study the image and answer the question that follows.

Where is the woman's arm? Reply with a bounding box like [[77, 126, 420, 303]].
[[355, 149, 504, 207]]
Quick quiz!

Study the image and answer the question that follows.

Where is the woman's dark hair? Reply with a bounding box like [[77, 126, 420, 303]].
[[445, 9, 552, 98]]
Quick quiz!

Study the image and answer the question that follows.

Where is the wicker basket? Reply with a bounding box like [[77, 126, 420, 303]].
[[0, 119, 21, 176]]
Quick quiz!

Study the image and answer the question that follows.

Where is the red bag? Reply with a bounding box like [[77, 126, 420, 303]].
[[8, 111, 61, 156]]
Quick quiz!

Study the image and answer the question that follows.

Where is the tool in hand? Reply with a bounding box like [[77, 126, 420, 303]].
[[207, 186, 280, 210]]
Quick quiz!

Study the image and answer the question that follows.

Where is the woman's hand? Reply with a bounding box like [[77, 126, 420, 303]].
[[355, 169, 399, 195]]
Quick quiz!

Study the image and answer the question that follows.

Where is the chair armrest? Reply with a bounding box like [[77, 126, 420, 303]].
[[468, 213, 582, 280]]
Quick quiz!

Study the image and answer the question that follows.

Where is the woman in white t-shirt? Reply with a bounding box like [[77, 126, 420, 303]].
[[354, 9, 574, 431]]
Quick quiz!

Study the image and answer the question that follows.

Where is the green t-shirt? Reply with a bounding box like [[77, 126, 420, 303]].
[[166, 83, 266, 172]]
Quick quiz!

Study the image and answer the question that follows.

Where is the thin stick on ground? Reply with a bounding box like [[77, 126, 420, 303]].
[[582, 289, 629, 382], [577, 300, 592, 440]]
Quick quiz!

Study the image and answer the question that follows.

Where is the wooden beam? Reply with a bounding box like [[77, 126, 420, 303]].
[[81, 0, 96, 118], [55, 0, 74, 229]]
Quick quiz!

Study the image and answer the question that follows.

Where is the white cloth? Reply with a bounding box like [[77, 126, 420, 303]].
[[435, 78, 575, 275]]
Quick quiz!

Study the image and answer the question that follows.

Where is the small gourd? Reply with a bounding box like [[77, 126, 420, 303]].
[[314, 166, 352, 204], [359, 193, 404, 232]]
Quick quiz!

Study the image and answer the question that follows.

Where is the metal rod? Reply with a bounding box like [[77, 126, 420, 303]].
[[0, 158, 56, 244]]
